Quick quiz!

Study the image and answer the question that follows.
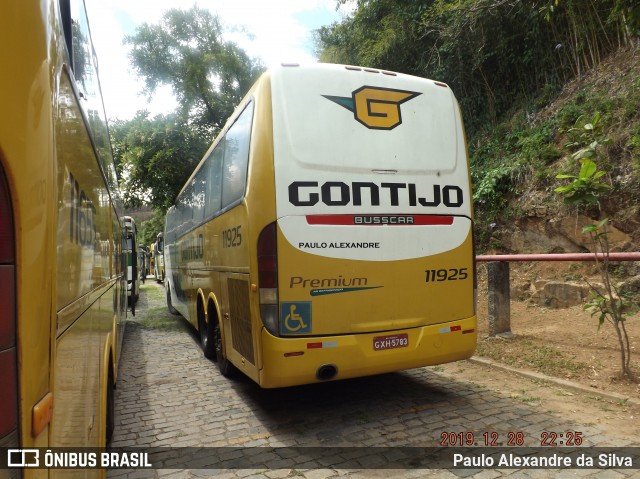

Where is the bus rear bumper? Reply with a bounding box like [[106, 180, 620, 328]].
[[258, 316, 477, 388]]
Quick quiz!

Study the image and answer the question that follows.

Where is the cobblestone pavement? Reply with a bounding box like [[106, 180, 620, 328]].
[[108, 282, 640, 479]]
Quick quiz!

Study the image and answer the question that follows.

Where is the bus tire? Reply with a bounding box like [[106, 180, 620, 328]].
[[166, 286, 179, 316], [198, 302, 216, 359], [213, 317, 236, 378]]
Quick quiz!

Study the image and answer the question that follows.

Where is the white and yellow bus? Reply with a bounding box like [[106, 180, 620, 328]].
[[123, 216, 139, 309], [0, 0, 127, 467], [153, 232, 165, 283], [165, 63, 476, 388]]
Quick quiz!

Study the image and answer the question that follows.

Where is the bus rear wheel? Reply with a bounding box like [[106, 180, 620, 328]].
[[198, 309, 216, 360], [213, 318, 236, 378]]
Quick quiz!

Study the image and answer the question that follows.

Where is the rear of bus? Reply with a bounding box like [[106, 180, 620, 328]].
[[123, 216, 139, 307], [155, 233, 165, 282], [258, 64, 476, 387]]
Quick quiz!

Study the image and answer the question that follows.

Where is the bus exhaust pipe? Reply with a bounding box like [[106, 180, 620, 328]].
[[316, 364, 338, 381]]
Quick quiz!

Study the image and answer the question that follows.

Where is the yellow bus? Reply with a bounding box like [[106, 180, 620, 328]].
[[164, 63, 476, 388], [0, 0, 127, 466], [123, 216, 140, 309], [153, 232, 165, 283]]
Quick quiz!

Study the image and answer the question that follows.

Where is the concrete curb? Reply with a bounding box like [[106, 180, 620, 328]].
[[468, 356, 640, 407]]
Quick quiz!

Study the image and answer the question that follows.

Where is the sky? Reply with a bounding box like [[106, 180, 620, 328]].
[[84, 0, 354, 121]]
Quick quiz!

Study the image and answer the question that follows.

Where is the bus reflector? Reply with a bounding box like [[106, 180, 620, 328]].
[[284, 351, 304, 357], [439, 325, 462, 334], [307, 341, 338, 349], [32, 392, 53, 437], [258, 223, 279, 336]]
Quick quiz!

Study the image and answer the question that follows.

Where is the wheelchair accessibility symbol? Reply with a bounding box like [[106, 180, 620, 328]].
[[280, 302, 312, 335]]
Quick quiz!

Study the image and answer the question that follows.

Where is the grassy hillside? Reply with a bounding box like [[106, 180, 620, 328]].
[[471, 46, 640, 252]]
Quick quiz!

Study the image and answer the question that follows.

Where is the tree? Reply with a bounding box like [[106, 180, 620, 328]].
[[317, 0, 427, 75], [138, 210, 166, 247], [111, 112, 208, 210], [125, 6, 264, 133], [555, 113, 636, 382]]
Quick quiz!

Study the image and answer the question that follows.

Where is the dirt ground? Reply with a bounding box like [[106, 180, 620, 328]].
[[435, 262, 640, 442]]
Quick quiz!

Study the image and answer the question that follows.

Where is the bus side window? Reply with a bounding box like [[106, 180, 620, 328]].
[[59, 0, 73, 64], [192, 167, 207, 225], [69, 0, 93, 96], [221, 102, 254, 208], [66, 0, 116, 190], [205, 140, 224, 218], [181, 183, 194, 233]]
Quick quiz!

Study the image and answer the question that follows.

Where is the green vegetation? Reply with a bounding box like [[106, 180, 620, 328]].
[[124, 6, 263, 132], [111, 113, 209, 211], [136, 314, 184, 332], [555, 114, 637, 381]]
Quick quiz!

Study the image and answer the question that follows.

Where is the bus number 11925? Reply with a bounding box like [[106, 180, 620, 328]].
[[222, 225, 242, 248], [425, 268, 468, 283]]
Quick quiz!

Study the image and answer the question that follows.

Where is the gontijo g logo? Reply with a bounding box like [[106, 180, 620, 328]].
[[323, 86, 421, 130]]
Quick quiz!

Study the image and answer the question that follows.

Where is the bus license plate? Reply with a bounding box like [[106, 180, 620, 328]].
[[373, 333, 408, 351]]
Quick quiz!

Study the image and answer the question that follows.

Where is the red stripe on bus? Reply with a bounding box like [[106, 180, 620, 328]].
[[305, 215, 454, 225]]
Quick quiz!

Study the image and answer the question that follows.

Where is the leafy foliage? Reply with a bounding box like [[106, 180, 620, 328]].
[[138, 210, 167, 247], [111, 112, 208, 210], [555, 158, 610, 204], [125, 6, 264, 133], [555, 115, 636, 381], [555, 113, 614, 204]]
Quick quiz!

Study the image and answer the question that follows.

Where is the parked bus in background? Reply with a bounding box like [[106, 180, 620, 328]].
[[149, 241, 156, 276], [164, 63, 476, 388], [154, 232, 165, 283], [138, 244, 150, 282], [123, 216, 139, 308], [0, 0, 127, 464]]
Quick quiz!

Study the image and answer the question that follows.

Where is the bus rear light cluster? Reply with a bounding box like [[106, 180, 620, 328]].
[[0, 163, 18, 444], [257, 222, 279, 336]]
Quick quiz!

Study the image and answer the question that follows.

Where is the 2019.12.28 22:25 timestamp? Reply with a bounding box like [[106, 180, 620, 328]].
[[440, 431, 584, 446]]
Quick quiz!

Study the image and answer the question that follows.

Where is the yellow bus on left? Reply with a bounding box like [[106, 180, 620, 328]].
[[0, 0, 128, 474]]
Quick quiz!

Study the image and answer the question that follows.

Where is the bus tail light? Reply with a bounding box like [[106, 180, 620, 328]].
[[257, 222, 279, 336], [0, 162, 18, 445]]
